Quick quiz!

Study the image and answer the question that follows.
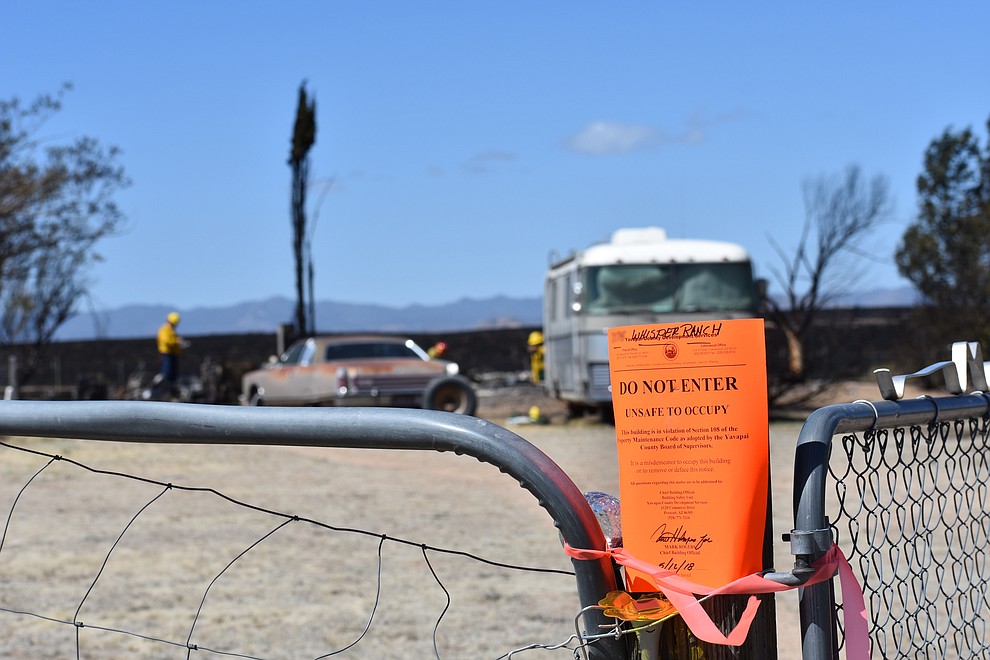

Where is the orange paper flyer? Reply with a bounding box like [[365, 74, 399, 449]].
[[608, 318, 769, 591]]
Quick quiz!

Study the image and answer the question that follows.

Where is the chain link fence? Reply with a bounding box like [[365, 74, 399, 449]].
[[791, 343, 990, 659], [834, 419, 990, 658]]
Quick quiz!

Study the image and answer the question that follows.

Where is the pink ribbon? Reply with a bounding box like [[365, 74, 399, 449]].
[[565, 543, 870, 659]]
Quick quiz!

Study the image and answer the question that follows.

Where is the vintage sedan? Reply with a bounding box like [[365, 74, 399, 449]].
[[240, 335, 477, 415]]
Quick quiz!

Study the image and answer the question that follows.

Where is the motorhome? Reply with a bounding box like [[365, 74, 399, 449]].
[[542, 227, 761, 419]]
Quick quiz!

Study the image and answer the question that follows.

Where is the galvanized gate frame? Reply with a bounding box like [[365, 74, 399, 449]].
[[789, 341, 990, 660], [0, 400, 625, 660]]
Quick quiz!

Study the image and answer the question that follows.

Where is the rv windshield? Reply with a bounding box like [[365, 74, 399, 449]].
[[582, 262, 758, 315]]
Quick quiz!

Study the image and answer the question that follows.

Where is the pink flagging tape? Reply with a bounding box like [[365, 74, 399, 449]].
[[565, 543, 870, 659]]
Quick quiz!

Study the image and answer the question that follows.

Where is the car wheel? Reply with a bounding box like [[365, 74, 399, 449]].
[[422, 375, 477, 416]]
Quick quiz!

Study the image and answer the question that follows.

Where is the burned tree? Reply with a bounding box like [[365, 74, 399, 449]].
[[0, 84, 129, 383], [766, 165, 892, 385], [289, 82, 317, 336]]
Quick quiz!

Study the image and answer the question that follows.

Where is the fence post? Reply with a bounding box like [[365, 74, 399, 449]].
[[4, 355, 18, 400], [654, 477, 778, 659]]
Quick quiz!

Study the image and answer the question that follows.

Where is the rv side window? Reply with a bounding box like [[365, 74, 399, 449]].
[[549, 278, 560, 321], [547, 275, 567, 321], [566, 271, 577, 317], [543, 279, 557, 321]]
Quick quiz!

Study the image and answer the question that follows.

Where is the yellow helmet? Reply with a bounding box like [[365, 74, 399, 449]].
[[167, 312, 181, 325], [528, 331, 544, 346]]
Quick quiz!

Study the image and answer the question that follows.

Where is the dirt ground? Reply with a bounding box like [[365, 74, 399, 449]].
[[475, 378, 889, 424], [0, 382, 885, 659]]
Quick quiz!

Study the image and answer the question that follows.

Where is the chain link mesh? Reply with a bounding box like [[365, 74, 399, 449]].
[[829, 417, 990, 658]]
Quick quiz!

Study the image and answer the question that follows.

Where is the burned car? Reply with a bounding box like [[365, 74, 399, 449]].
[[240, 335, 477, 415]]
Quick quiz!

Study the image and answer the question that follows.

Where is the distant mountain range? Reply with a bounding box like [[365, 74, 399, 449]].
[[827, 285, 920, 308], [55, 286, 919, 341], [56, 295, 544, 340]]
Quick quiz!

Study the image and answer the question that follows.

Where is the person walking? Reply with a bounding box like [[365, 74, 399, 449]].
[[157, 311, 186, 394]]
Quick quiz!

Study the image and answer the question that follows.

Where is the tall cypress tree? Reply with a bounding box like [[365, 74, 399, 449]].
[[289, 82, 316, 336]]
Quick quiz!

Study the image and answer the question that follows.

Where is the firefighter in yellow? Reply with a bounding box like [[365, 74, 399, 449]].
[[157, 311, 185, 392], [528, 330, 544, 383]]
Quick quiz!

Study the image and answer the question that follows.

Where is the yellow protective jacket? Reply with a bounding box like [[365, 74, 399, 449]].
[[157, 323, 182, 356]]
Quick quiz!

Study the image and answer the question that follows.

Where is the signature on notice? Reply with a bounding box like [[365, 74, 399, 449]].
[[650, 523, 713, 551]]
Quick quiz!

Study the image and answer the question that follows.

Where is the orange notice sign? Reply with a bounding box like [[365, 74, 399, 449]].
[[608, 318, 769, 592]]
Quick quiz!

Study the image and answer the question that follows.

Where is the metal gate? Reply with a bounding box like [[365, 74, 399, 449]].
[[789, 342, 990, 659], [0, 401, 625, 659]]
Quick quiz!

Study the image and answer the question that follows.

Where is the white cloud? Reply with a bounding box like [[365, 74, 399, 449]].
[[563, 121, 659, 155], [564, 110, 751, 156], [471, 150, 517, 163], [462, 149, 518, 173]]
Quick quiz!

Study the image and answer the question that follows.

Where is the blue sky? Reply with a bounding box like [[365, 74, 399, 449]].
[[4, 2, 989, 315]]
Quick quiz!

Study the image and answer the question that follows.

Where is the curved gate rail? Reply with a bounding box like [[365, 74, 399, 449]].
[[0, 400, 624, 660], [792, 383, 990, 659]]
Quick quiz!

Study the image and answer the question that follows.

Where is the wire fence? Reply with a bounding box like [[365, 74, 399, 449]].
[[792, 373, 990, 658], [831, 417, 990, 659], [0, 402, 626, 659]]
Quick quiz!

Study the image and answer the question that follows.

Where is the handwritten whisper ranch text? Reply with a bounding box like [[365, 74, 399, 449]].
[[624, 322, 724, 341]]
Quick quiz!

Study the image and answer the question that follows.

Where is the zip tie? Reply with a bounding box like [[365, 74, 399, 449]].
[[978, 392, 990, 420], [919, 394, 941, 427], [853, 399, 879, 431]]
